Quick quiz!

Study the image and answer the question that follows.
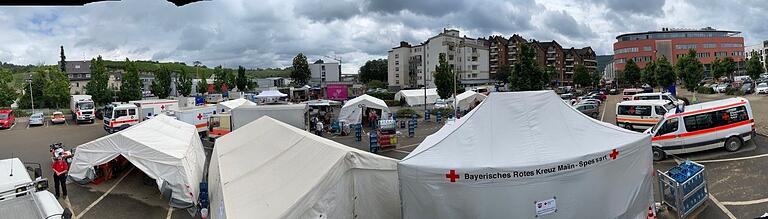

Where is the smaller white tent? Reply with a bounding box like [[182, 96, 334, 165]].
[[338, 94, 390, 124], [217, 98, 256, 113], [255, 90, 289, 104], [69, 115, 206, 208], [208, 117, 401, 219], [395, 88, 438, 106], [455, 90, 486, 112]]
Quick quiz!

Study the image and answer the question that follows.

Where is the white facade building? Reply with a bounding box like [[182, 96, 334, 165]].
[[309, 61, 341, 85], [745, 41, 768, 72], [387, 29, 490, 91]]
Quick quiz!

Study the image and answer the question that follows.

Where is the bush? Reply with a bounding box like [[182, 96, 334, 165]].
[[367, 91, 395, 100], [696, 86, 715, 94], [13, 110, 31, 118], [396, 108, 421, 118], [725, 88, 745, 96], [429, 108, 454, 117], [384, 100, 401, 106]]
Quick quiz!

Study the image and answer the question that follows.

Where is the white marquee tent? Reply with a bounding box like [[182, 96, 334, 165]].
[[395, 88, 438, 106], [217, 98, 256, 113], [454, 90, 486, 112], [69, 115, 206, 208], [208, 117, 401, 219], [338, 94, 390, 124], [255, 90, 288, 104], [399, 91, 653, 219]]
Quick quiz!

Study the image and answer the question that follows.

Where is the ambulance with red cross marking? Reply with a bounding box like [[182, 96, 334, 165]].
[[102, 99, 179, 133], [645, 97, 755, 161], [171, 105, 217, 138], [616, 100, 677, 131]]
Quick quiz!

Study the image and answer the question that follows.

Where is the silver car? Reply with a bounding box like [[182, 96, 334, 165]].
[[29, 113, 45, 126]]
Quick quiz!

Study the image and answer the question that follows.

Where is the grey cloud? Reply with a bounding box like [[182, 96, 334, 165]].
[[293, 0, 362, 22], [597, 0, 666, 16], [363, 0, 466, 17], [542, 10, 597, 40]]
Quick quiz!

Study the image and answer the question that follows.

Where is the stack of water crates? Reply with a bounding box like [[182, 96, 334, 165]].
[[657, 160, 707, 218]]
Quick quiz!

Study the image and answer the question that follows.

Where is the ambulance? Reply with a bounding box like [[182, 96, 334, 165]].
[[172, 105, 218, 138], [622, 88, 645, 101], [102, 99, 179, 133], [616, 100, 677, 131], [645, 97, 754, 161]]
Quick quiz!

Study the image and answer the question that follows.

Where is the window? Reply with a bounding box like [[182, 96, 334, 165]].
[[471, 56, 478, 61], [615, 47, 639, 54], [615, 58, 625, 64], [472, 65, 478, 70], [395, 54, 399, 59], [448, 55, 454, 61], [395, 80, 399, 84], [472, 48, 477, 53], [128, 109, 136, 116], [643, 46, 652, 51], [656, 118, 679, 136], [618, 105, 652, 116], [697, 52, 710, 58], [683, 106, 749, 132], [715, 51, 727, 57], [395, 67, 399, 71], [394, 61, 399, 65], [395, 74, 399, 78], [721, 43, 742, 48], [655, 106, 667, 115], [703, 43, 716, 49], [732, 51, 744, 57], [115, 109, 127, 117], [675, 44, 697, 50], [86, 74, 91, 78], [76, 82, 79, 87], [472, 73, 478, 78], [634, 95, 660, 100], [321, 65, 326, 70], [75, 65, 80, 69]]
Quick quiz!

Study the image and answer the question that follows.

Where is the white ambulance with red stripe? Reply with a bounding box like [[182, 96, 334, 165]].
[[645, 97, 755, 161], [616, 100, 677, 131], [102, 99, 179, 133]]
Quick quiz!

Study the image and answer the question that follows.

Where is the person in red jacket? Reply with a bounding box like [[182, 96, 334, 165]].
[[51, 156, 68, 198]]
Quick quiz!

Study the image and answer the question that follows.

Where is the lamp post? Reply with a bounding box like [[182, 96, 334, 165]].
[[28, 74, 34, 113], [357, 103, 366, 128]]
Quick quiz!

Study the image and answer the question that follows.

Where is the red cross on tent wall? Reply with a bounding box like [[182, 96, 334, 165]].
[[610, 149, 620, 160], [445, 169, 459, 183]]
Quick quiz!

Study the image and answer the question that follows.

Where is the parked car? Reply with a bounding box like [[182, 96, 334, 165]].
[[434, 99, 450, 109], [28, 113, 45, 126], [609, 88, 618, 95], [714, 83, 730, 93], [757, 83, 768, 94], [0, 109, 14, 129], [741, 82, 754, 94], [50, 111, 66, 124], [580, 99, 601, 106], [574, 103, 599, 119]]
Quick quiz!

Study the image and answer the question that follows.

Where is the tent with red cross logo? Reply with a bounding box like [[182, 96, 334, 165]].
[[398, 91, 654, 219]]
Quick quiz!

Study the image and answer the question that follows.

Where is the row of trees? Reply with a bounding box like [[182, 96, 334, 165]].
[[8, 67, 71, 109]]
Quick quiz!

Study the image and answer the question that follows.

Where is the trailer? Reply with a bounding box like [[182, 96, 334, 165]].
[[173, 105, 217, 137], [208, 104, 307, 141]]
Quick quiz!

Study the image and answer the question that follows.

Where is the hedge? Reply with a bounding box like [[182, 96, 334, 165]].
[[725, 88, 745, 96], [367, 91, 395, 101], [395, 108, 421, 118]]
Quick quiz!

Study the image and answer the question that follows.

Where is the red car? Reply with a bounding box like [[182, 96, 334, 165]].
[[0, 109, 15, 129]]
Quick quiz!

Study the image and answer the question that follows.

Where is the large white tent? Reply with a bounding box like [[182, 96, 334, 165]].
[[69, 115, 206, 208], [208, 117, 401, 219], [399, 91, 653, 219], [454, 90, 486, 112], [395, 88, 438, 106], [216, 98, 256, 113], [338, 94, 390, 124]]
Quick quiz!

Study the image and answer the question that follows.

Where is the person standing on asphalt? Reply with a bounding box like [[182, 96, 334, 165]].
[[52, 156, 68, 198]]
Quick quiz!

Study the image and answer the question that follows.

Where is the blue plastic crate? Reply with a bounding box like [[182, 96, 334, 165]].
[[682, 186, 708, 214]]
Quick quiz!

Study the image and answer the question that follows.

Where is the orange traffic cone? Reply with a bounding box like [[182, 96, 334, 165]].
[[647, 206, 656, 219]]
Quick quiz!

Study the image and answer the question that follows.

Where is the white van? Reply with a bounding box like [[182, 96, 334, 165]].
[[645, 97, 754, 161], [632, 92, 686, 106], [616, 100, 677, 131]]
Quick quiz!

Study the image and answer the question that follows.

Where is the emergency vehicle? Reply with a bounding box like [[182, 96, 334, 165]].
[[102, 99, 179, 133], [172, 105, 217, 137], [70, 95, 95, 124], [616, 100, 677, 131], [645, 97, 754, 161], [632, 92, 686, 106], [0, 158, 72, 218], [622, 88, 644, 101]]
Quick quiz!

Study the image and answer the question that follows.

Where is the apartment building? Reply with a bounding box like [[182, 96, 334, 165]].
[[745, 40, 768, 72], [309, 59, 341, 85], [387, 29, 490, 90]]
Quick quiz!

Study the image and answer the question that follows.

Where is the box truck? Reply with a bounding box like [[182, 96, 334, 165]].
[[70, 95, 95, 124]]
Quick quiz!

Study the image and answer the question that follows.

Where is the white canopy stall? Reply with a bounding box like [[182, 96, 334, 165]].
[[454, 90, 486, 112], [216, 98, 256, 113], [255, 90, 288, 104], [69, 115, 206, 208], [399, 91, 653, 219], [338, 94, 390, 124], [208, 117, 401, 219], [394, 88, 438, 106]]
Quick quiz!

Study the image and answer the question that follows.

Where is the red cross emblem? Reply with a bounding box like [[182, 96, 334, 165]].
[[445, 169, 459, 183], [628, 107, 635, 114], [610, 149, 619, 160], [197, 113, 203, 120], [161, 105, 165, 110], [722, 113, 730, 121]]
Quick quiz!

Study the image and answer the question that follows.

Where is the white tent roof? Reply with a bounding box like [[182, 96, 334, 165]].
[[399, 91, 653, 218], [256, 90, 288, 98], [338, 94, 390, 124], [217, 98, 256, 111], [208, 117, 401, 219], [455, 90, 486, 111], [395, 88, 438, 106], [69, 115, 206, 208]]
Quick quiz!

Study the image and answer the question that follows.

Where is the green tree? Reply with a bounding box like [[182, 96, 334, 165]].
[[495, 64, 511, 84], [655, 56, 676, 88], [290, 53, 311, 85], [226, 69, 236, 91], [176, 68, 193, 97], [676, 49, 704, 91], [0, 69, 17, 107], [151, 66, 172, 98], [711, 58, 724, 79], [590, 71, 602, 87], [433, 53, 457, 99], [359, 59, 388, 83], [118, 58, 143, 102], [213, 66, 226, 93], [641, 60, 657, 88], [196, 77, 208, 95], [508, 43, 547, 91], [236, 66, 248, 91], [43, 68, 70, 109], [746, 51, 765, 80], [59, 46, 66, 73], [721, 57, 737, 79], [366, 80, 386, 89], [85, 56, 112, 105], [18, 71, 49, 109], [573, 64, 591, 87], [623, 59, 641, 86]]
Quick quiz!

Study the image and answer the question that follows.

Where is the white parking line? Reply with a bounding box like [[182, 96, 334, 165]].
[[392, 149, 411, 154], [720, 197, 768, 206], [166, 207, 173, 219], [695, 153, 768, 163], [600, 100, 608, 122], [64, 196, 76, 219], [76, 167, 134, 218], [709, 194, 738, 219]]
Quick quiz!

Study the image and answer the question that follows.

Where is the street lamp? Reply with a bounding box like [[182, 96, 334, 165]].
[[28, 74, 34, 113], [358, 103, 366, 128]]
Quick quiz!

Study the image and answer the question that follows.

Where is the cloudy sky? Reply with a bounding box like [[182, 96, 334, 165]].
[[0, 0, 766, 74]]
